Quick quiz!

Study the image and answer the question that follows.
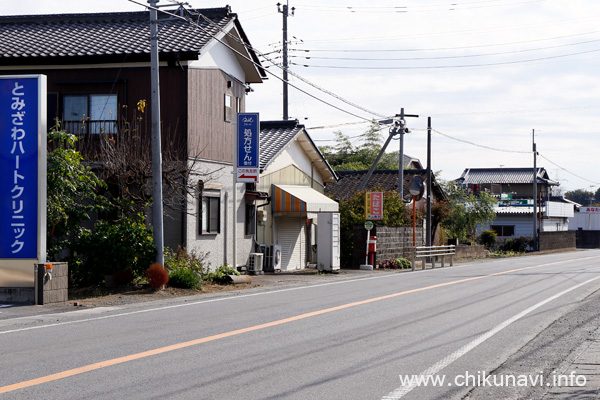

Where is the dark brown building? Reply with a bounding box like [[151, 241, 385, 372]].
[[0, 7, 266, 268]]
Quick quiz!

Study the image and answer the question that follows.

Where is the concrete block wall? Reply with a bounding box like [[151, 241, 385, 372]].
[[455, 245, 486, 259], [352, 225, 424, 268], [36, 262, 69, 305], [539, 231, 576, 251], [376, 226, 424, 262]]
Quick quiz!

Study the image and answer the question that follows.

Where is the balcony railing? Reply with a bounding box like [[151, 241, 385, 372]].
[[63, 120, 118, 135]]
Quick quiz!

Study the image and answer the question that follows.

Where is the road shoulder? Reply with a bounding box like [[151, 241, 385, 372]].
[[462, 288, 600, 399]]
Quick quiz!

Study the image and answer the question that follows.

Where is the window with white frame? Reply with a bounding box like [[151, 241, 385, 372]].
[[200, 189, 221, 234], [63, 93, 118, 134]]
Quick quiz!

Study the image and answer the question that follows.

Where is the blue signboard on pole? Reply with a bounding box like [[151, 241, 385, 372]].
[[0, 76, 46, 266], [236, 112, 260, 183]]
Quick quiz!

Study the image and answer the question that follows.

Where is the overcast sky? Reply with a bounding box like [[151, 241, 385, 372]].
[[5, 0, 600, 192]]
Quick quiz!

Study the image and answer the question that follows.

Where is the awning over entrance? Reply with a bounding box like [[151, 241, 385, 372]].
[[272, 185, 338, 214]]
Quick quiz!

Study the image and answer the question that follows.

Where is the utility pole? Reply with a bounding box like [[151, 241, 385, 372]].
[[532, 129, 538, 251], [357, 109, 418, 193], [149, 0, 164, 265], [277, 1, 294, 120], [398, 108, 406, 200], [426, 117, 432, 248]]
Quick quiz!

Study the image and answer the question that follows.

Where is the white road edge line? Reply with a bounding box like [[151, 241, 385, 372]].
[[0, 270, 419, 335], [0, 252, 590, 336], [381, 275, 600, 399]]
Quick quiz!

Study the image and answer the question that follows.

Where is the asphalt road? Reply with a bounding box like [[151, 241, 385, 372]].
[[1, 250, 599, 399]]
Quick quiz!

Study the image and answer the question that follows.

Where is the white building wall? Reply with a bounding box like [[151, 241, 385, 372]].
[[569, 212, 600, 230], [480, 215, 535, 237], [188, 38, 245, 83], [546, 201, 574, 218], [185, 160, 253, 270], [481, 213, 569, 237], [541, 218, 569, 232], [264, 139, 326, 187]]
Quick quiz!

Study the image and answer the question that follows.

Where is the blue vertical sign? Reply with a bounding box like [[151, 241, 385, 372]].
[[236, 112, 260, 183], [0, 76, 46, 260]]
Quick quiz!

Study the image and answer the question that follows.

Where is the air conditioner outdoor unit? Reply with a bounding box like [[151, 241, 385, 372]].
[[262, 245, 282, 272], [247, 253, 264, 275]]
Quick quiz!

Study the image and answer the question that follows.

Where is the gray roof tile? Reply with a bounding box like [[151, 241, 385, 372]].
[[456, 167, 558, 185], [259, 120, 303, 170], [325, 170, 446, 202], [259, 120, 337, 182], [0, 8, 233, 64]]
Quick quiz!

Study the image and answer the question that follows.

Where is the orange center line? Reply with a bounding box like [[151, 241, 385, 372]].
[[1, 255, 597, 395]]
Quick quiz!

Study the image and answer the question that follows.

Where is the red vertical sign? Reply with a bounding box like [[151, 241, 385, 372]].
[[365, 192, 383, 220]]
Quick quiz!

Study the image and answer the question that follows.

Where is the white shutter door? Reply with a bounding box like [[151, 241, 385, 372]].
[[278, 218, 305, 270]]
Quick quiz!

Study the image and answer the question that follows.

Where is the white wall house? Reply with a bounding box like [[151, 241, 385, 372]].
[[480, 200, 574, 238], [255, 120, 339, 272], [456, 167, 574, 238]]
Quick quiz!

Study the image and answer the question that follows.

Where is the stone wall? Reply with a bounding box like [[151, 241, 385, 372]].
[[35, 262, 69, 305], [352, 225, 424, 268], [539, 231, 576, 251]]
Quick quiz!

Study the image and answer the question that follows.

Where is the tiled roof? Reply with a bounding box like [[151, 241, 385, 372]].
[[0, 7, 240, 65], [260, 120, 337, 183], [324, 169, 447, 202], [260, 120, 303, 171], [456, 167, 558, 186]]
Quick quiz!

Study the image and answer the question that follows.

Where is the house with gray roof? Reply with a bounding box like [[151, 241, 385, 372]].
[[456, 167, 559, 198], [325, 169, 446, 203], [0, 6, 266, 270], [253, 120, 340, 272], [455, 167, 573, 238]]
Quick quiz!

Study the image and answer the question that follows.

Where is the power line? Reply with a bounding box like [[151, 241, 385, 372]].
[[431, 104, 600, 117], [299, 14, 600, 45], [308, 120, 374, 130], [294, 0, 548, 13], [129, 1, 379, 122], [432, 129, 530, 154], [538, 154, 600, 185], [290, 38, 600, 62], [432, 129, 600, 185], [288, 30, 600, 53], [184, 6, 389, 119], [291, 47, 600, 69]]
